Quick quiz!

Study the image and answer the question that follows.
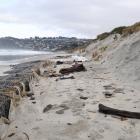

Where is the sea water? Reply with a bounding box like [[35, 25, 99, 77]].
[[0, 49, 51, 65]]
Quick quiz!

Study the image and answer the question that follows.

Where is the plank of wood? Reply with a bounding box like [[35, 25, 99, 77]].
[[99, 104, 140, 119]]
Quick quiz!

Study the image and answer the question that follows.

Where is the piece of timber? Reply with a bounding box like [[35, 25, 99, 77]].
[[99, 104, 140, 119]]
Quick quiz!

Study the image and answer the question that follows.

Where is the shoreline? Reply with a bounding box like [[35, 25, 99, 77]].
[[0, 52, 67, 76]]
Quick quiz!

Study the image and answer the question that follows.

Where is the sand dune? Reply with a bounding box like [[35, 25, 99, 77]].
[[86, 31, 140, 90]]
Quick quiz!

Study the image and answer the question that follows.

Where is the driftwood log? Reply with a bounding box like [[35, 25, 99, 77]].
[[99, 104, 140, 119], [59, 64, 86, 74], [56, 61, 64, 65], [56, 76, 75, 81], [60, 76, 75, 80]]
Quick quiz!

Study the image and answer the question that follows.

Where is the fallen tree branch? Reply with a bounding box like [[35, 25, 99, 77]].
[[99, 104, 140, 119]]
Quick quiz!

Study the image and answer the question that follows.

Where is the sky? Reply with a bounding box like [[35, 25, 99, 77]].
[[0, 0, 140, 38]]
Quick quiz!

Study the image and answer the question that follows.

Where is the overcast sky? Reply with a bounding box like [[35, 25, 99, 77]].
[[0, 0, 140, 38]]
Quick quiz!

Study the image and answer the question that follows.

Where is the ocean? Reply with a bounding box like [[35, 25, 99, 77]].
[[0, 49, 51, 65]]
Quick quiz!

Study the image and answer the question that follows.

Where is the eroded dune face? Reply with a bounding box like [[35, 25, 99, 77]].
[[107, 34, 140, 82], [86, 31, 140, 89], [109, 33, 140, 88]]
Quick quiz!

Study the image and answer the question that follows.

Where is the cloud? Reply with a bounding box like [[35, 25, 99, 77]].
[[0, 0, 140, 38]]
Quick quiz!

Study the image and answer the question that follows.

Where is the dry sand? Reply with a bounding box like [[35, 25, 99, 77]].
[[2, 55, 140, 140]]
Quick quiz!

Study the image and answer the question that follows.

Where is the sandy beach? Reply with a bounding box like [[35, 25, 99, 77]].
[[0, 53, 140, 140]]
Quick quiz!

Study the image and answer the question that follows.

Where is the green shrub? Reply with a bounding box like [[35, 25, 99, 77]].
[[97, 32, 110, 40], [123, 22, 140, 36], [111, 26, 127, 34]]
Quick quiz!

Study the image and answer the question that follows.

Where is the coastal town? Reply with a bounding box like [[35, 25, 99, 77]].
[[0, 37, 91, 51]]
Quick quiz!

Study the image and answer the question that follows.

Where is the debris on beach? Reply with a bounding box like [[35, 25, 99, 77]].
[[8, 133, 15, 137], [49, 73, 61, 78], [80, 96, 88, 100], [56, 61, 64, 65], [55, 55, 72, 59], [26, 92, 34, 97], [43, 104, 53, 113], [56, 75, 75, 81], [102, 91, 113, 98], [99, 104, 140, 119], [59, 63, 86, 74], [60, 75, 75, 80], [32, 101, 36, 104], [71, 55, 88, 62], [77, 88, 84, 91], [30, 97, 35, 100], [67, 123, 72, 125], [43, 69, 60, 77]]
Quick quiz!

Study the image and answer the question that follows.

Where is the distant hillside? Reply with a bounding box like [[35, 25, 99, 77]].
[[0, 36, 91, 51]]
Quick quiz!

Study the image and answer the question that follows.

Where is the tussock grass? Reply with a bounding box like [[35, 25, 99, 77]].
[[96, 21, 140, 41]]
